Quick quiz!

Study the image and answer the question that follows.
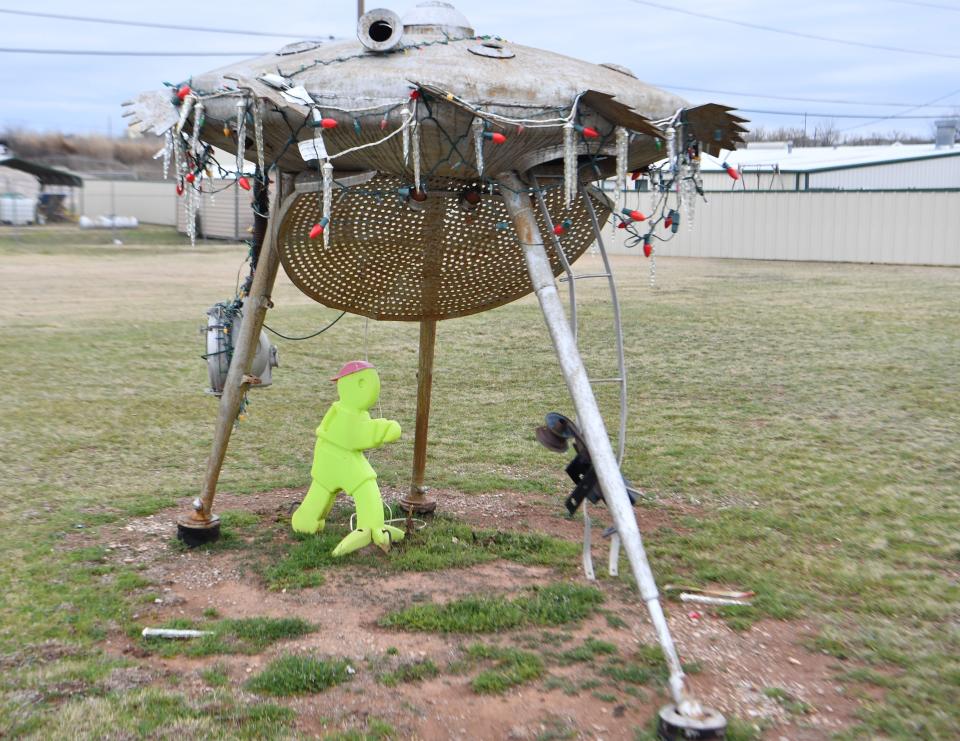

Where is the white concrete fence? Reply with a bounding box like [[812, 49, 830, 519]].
[[81, 179, 960, 266], [81, 179, 253, 240]]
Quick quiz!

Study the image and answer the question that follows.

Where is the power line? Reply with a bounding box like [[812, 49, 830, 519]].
[[652, 83, 960, 109], [839, 86, 960, 132], [0, 8, 320, 38], [0, 47, 269, 56], [739, 108, 951, 119], [625, 0, 960, 60], [887, 0, 960, 11]]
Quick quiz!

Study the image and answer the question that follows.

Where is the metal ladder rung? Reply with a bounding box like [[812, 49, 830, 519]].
[[559, 272, 613, 283]]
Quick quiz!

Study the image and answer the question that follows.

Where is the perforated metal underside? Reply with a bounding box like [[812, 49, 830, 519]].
[[277, 175, 610, 321]]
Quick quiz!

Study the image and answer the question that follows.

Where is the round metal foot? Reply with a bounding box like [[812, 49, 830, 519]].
[[176, 515, 221, 547], [399, 494, 437, 515], [657, 704, 727, 740]]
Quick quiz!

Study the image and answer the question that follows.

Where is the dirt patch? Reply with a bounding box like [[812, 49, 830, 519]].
[[93, 488, 863, 739]]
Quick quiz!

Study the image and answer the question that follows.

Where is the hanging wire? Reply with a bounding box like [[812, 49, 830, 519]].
[[263, 311, 346, 340]]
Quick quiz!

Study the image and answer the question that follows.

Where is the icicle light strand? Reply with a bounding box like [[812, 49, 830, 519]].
[[472, 117, 484, 177], [321, 160, 333, 250], [563, 121, 576, 208], [614, 126, 628, 235]]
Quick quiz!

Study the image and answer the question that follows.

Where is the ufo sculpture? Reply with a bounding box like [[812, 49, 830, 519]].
[[125, 2, 745, 736]]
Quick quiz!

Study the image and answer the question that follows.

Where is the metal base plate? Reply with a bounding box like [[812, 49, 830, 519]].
[[399, 495, 438, 515], [176, 515, 222, 547], [657, 705, 727, 740]]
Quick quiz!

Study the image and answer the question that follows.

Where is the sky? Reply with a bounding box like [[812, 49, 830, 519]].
[[0, 0, 958, 141]]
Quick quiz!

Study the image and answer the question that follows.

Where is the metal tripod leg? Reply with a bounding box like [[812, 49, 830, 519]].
[[177, 171, 294, 543], [498, 170, 699, 714]]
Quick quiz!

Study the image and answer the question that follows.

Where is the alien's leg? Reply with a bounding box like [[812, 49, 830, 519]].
[[291, 479, 336, 534], [355, 478, 405, 552], [332, 479, 404, 556]]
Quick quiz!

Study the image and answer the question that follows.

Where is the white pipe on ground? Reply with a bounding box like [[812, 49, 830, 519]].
[[141, 628, 213, 639]]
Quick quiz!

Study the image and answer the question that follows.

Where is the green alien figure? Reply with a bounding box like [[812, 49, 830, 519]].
[[291, 360, 405, 555]]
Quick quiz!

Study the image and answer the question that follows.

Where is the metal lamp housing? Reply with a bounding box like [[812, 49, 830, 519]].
[[204, 302, 279, 395]]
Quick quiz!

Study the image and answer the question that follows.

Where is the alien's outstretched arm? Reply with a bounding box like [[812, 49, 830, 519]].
[[360, 418, 401, 449]]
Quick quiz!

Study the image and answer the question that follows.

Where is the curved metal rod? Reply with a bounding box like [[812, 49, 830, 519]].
[[581, 186, 628, 466]]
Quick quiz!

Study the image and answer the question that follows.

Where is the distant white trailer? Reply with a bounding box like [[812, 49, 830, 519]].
[[0, 193, 36, 225]]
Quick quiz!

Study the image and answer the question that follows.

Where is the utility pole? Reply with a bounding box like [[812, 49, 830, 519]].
[[357, 0, 364, 20]]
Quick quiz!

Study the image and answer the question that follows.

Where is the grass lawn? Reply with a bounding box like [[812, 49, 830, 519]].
[[1, 225, 958, 738]]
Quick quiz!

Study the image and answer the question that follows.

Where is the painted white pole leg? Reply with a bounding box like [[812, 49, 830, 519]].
[[582, 500, 596, 581], [498, 171, 695, 712], [609, 532, 621, 577]]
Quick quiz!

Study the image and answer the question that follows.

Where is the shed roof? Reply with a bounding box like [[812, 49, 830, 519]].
[[0, 156, 83, 187], [699, 143, 960, 174]]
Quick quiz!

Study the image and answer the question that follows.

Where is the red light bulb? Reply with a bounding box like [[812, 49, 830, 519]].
[[643, 241, 653, 258], [409, 89, 420, 100], [185, 172, 196, 184], [176, 182, 184, 196], [237, 177, 251, 191], [483, 131, 507, 144], [722, 162, 740, 180], [581, 126, 599, 139], [621, 208, 646, 222], [321, 118, 338, 129], [309, 217, 330, 240], [664, 215, 673, 229], [176, 85, 191, 101], [553, 224, 565, 235]]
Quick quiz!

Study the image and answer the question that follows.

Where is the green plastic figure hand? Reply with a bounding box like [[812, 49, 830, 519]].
[[291, 361, 405, 555]]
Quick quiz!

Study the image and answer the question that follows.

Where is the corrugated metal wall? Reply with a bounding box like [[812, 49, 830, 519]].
[[175, 183, 254, 240], [695, 153, 960, 192], [83, 180, 177, 225], [809, 157, 960, 190], [606, 190, 960, 265], [82, 179, 254, 239]]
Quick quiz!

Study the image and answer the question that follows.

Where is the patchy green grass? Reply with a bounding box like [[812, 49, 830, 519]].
[[323, 717, 398, 740], [200, 662, 230, 687], [31, 687, 294, 739], [3, 242, 960, 736], [0, 224, 197, 255], [140, 617, 314, 657], [263, 517, 579, 590], [763, 686, 814, 715], [560, 637, 618, 664], [465, 644, 546, 694], [377, 658, 440, 687], [378, 582, 603, 633], [603, 645, 668, 686], [246, 655, 352, 696]]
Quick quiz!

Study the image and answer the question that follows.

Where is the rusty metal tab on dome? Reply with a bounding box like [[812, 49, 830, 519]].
[[468, 40, 515, 59]]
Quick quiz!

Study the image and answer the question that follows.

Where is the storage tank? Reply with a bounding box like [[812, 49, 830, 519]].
[[0, 193, 36, 225]]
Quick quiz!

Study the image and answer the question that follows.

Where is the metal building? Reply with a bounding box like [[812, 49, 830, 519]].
[[696, 138, 960, 192]]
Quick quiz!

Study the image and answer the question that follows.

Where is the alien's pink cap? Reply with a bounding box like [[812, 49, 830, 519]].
[[330, 359, 375, 382]]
